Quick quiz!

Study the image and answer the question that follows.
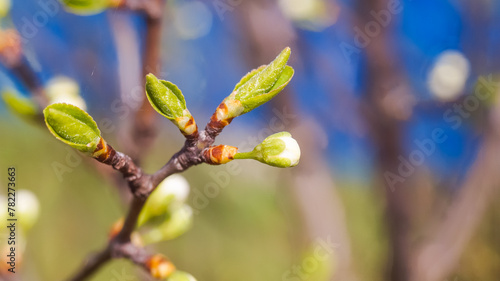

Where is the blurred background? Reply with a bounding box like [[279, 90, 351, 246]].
[[0, 0, 500, 280]]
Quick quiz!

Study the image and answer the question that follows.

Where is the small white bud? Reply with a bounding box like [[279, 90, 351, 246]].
[[46, 76, 87, 110], [17, 190, 40, 232], [235, 132, 301, 168], [138, 175, 190, 226], [274, 135, 301, 167]]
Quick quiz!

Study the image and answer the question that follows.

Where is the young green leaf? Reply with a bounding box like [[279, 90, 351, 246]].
[[145, 74, 198, 137], [59, 0, 118, 15], [1, 90, 38, 117], [213, 47, 294, 122], [235, 47, 292, 101], [146, 74, 186, 120], [235, 132, 301, 168], [43, 103, 102, 154]]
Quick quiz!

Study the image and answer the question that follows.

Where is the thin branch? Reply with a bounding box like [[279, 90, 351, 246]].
[[0, 29, 48, 107], [120, 0, 165, 162], [69, 247, 112, 281], [68, 115, 224, 280]]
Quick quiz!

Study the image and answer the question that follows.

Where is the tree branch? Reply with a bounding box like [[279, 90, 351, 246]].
[[119, 0, 165, 162], [68, 117, 225, 280], [0, 29, 48, 107], [68, 247, 112, 281]]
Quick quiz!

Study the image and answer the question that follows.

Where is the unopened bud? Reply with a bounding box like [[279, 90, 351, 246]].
[[145, 254, 176, 279], [235, 132, 300, 168], [0, 29, 22, 66], [145, 74, 198, 138], [46, 76, 87, 110], [203, 145, 238, 165], [209, 47, 294, 128], [138, 175, 190, 227], [44, 103, 109, 157], [17, 190, 40, 232], [141, 205, 193, 244]]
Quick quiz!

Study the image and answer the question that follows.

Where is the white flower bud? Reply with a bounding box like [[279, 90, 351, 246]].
[[274, 135, 301, 167], [158, 174, 190, 204], [138, 175, 190, 226], [46, 76, 87, 110], [17, 190, 40, 232], [141, 205, 193, 244], [235, 132, 301, 168]]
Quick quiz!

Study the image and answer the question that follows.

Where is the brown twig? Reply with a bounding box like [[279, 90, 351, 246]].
[[0, 29, 48, 107], [353, 0, 416, 280], [68, 111, 228, 280], [115, 0, 165, 163]]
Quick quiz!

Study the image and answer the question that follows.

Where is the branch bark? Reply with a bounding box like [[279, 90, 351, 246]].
[[354, 0, 416, 280], [119, 0, 165, 163], [68, 108, 231, 280]]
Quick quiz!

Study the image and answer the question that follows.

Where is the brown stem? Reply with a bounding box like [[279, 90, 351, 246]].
[[128, 0, 165, 162], [68, 247, 112, 281], [0, 28, 48, 108], [353, 0, 415, 279], [68, 126, 220, 280]]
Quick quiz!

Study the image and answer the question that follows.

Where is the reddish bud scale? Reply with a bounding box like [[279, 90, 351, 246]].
[[204, 145, 238, 165], [93, 138, 115, 162], [109, 0, 126, 7], [207, 103, 233, 132], [108, 218, 124, 240], [0, 29, 22, 66], [179, 115, 199, 139], [145, 254, 176, 279]]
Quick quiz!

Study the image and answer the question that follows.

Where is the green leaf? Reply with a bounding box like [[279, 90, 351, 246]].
[[145, 74, 186, 120], [235, 47, 291, 101], [240, 66, 294, 113], [59, 0, 114, 15], [43, 103, 101, 154], [1, 90, 37, 117], [232, 65, 266, 92]]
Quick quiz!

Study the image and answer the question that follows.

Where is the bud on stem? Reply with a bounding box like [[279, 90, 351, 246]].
[[145, 254, 176, 279], [145, 74, 198, 138], [207, 47, 294, 136], [203, 145, 238, 165], [234, 132, 301, 168], [0, 29, 22, 66], [44, 103, 103, 155]]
